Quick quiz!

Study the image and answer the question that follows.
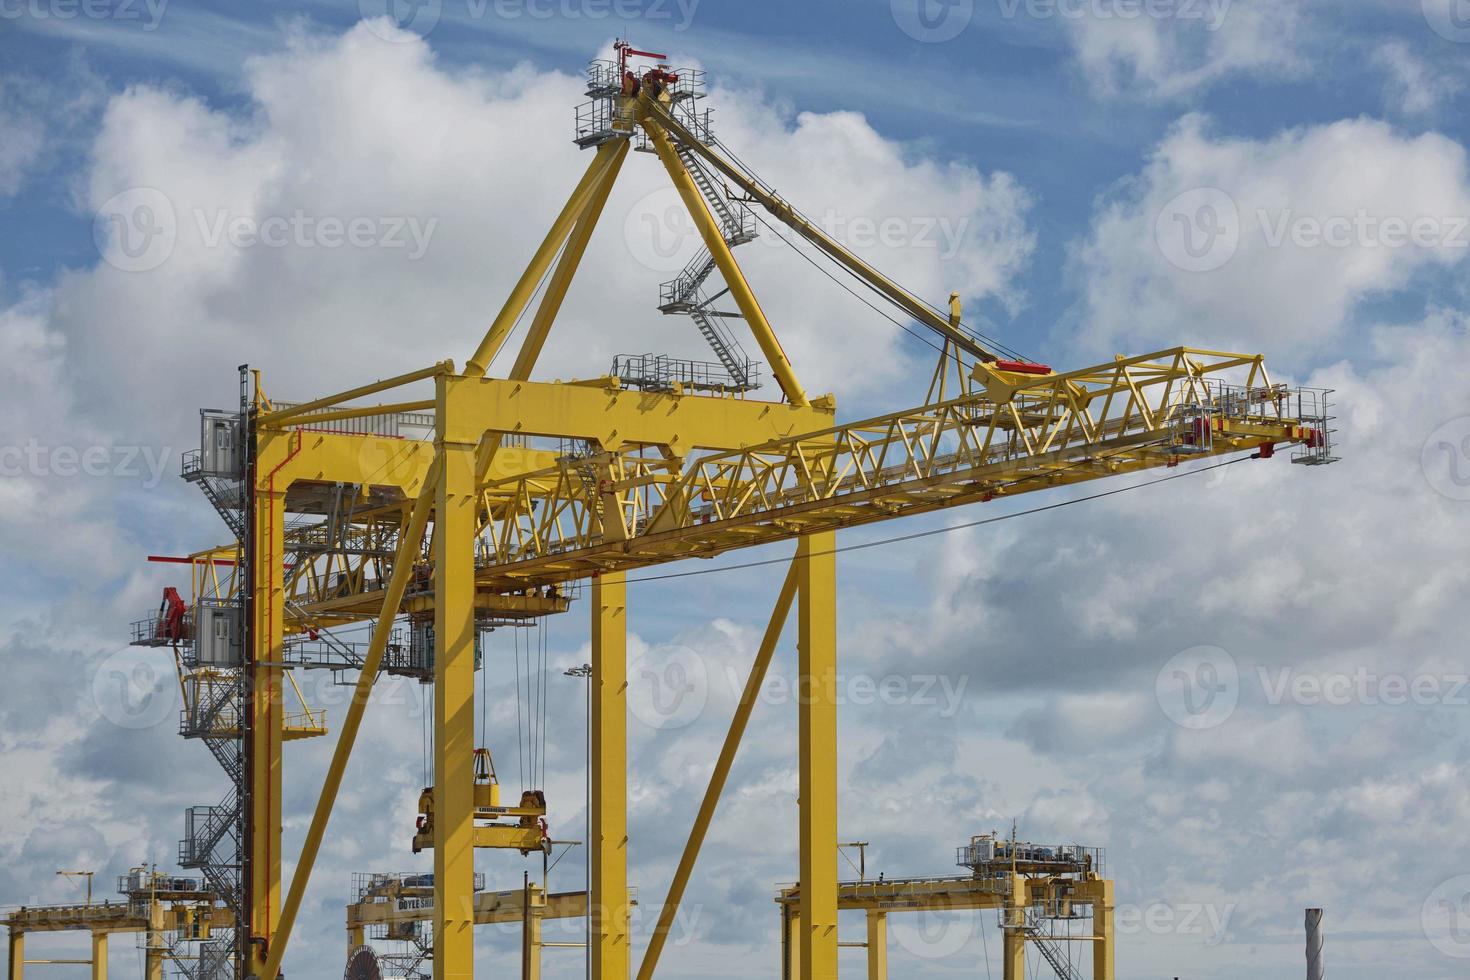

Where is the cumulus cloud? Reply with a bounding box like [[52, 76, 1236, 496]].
[[1076, 114, 1470, 356], [55, 22, 1034, 434], [832, 300, 1470, 975], [1065, 0, 1304, 99], [1372, 40, 1460, 116]]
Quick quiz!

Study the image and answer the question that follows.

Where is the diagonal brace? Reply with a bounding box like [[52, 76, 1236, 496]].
[[635, 556, 800, 979]]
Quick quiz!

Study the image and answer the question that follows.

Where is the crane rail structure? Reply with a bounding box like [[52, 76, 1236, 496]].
[[5, 869, 232, 980], [25, 40, 1339, 980]]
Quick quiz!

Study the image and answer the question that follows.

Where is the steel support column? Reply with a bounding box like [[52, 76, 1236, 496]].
[[7, 932, 20, 980], [249, 487, 286, 979], [782, 910, 800, 980], [435, 434, 480, 980], [797, 531, 837, 980], [1092, 879, 1114, 980], [521, 904, 542, 980], [591, 571, 629, 980], [1003, 874, 1025, 980], [865, 911, 887, 980], [258, 454, 442, 980], [89, 933, 106, 980], [145, 899, 163, 980]]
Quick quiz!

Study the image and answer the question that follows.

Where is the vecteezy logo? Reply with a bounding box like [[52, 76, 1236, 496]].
[[92, 649, 179, 730], [1154, 187, 1240, 273], [622, 187, 700, 274], [359, 0, 442, 40], [1156, 645, 1239, 730], [890, 0, 974, 42], [1424, 0, 1470, 43], [1423, 875, 1470, 958], [1422, 417, 1470, 502], [627, 644, 708, 730], [93, 187, 176, 273]]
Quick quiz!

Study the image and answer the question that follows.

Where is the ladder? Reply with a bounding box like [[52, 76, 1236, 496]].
[[659, 143, 760, 391], [189, 473, 246, 540], [1028, 927, 1083, 980]]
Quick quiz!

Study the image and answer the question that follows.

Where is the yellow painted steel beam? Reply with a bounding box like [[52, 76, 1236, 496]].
[[1085, 878, 1115, 980], [300, 588, 569, 622], [1003, 874, 1026, 980], [249, 486, 286, 978], [144, 903, 162, 980], [4, 905, 234, 937], [89, 933, 105, 980], [641, 116, 809, 407], [523, 898, 542, 980], [637, 557, 798, 980], [433, 403, 479, 980], [475, 138, 630, 485], [258, 455, 442, 980], [784, 910, 800, 980], [258, 362, 450, 428], [443, 375, 834, 454], [797, 532, 838, 980], [639, 98, 994, 364], [274, 400, 435, 428], [591, 571, 629, 980], [865, 911, 887, 980], [259, 429, 437, 499], [347, 888, 586, 929], [510, 143, 629, 385], [466, 141, 627, 377], [7, 931, 19, 980], [472, 350, 1327, 589]]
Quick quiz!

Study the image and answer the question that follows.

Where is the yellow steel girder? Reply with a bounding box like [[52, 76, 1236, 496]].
[[437, 374, 834, 453], [470, 348, 1328, 589]]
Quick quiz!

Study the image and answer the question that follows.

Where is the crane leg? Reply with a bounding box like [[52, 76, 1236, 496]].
[[522, 908, 542, 980], [797, 531, 837, 980], [591, 571, 629, 980], [90, 932, 106, 980], [249, 488, 286, 980], [783, 910, 800, 980], [865, 911, 887, 980], [1003, 930, 1025, 980], [8, 930, 21, 980], [1003, 874, 1026, 980], [1092, 879, 1114, 980], [434, 438, 479, 980]]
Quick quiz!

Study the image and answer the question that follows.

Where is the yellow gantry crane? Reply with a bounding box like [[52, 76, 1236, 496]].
[[5, 869, 229, 980], [102, 42, 1335, 980]]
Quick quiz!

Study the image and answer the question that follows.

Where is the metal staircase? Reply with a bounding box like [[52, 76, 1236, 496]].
[[1029, 928, 1083, 980], [653, 144, 761, 391], [182, 450, 246, 540]]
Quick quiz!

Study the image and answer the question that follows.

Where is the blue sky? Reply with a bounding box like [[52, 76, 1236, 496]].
[[5, 1, 1470, 978]]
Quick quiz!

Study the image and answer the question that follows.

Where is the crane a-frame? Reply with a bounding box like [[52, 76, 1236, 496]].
[[124, 43, 1336, 980]]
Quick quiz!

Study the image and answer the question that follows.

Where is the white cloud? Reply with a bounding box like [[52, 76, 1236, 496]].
[[1372, 40, 1460, 116], [50, 23, 1033, 435], [1066, 0, 1304, 99], [1076, 114, 1470, 356]]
